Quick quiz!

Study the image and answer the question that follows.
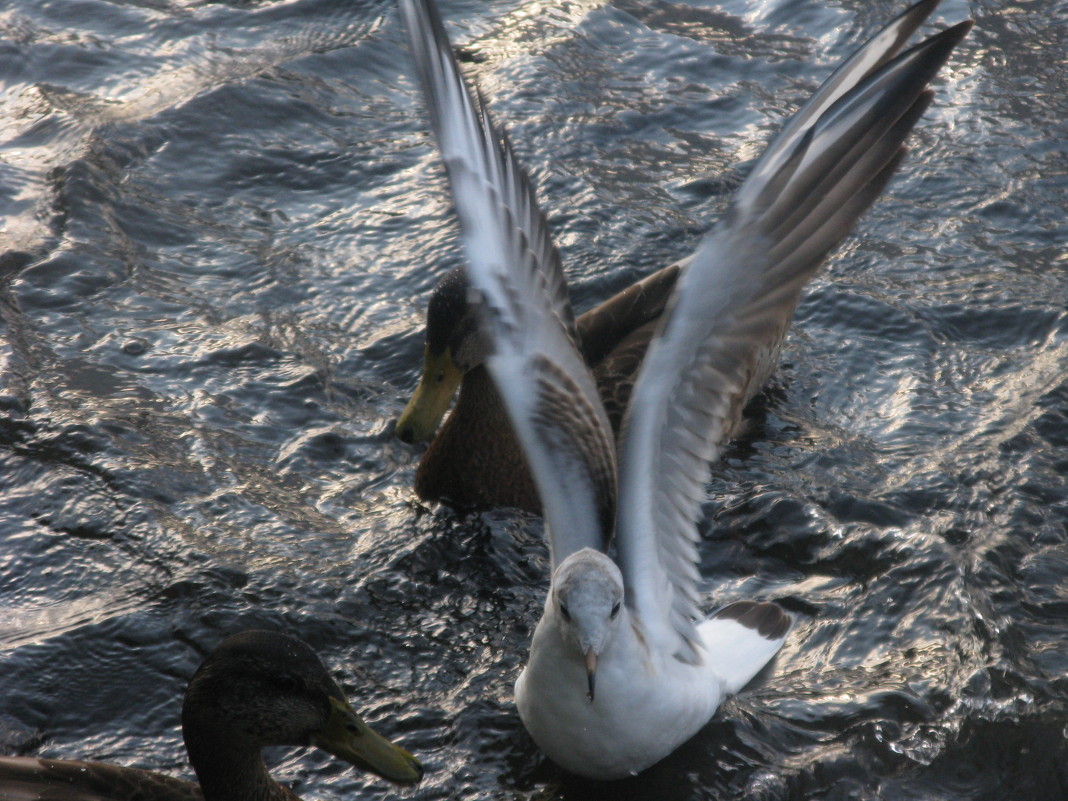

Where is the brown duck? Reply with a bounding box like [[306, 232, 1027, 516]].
[[396, 259, 683, 512], [395, 0, 966, 517], [0, 630, 423, 801]]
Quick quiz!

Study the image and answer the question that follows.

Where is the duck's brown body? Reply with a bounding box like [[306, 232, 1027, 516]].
[[0, 756, 212, 801], [412, 262, 682, 512]]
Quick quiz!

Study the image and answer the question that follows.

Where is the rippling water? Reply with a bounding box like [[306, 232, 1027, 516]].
[[1, 0, 1066, 799]]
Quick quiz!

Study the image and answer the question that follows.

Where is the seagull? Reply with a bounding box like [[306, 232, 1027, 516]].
[[399, 0, 971, 780]]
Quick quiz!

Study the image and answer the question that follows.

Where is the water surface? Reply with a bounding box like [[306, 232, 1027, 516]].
[[1, 0, 1067, 799]]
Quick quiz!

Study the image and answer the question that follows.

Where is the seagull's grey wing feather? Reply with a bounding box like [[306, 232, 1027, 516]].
[[617, 18, 972, 663], [399, 0, 577, 344], [735, 0, 944, 219], [401, 0, 616, 561]]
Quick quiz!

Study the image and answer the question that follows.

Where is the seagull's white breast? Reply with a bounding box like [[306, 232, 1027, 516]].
[[515, 611, 725, 780]]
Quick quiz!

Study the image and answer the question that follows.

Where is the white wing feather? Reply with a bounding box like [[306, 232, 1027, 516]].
[[400, 0, 616, 562], [617, 15, 972, 663]]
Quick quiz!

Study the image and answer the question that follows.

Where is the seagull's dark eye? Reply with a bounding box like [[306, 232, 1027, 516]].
[[610, 602, 621, 619], [559, 603, 571, 622]]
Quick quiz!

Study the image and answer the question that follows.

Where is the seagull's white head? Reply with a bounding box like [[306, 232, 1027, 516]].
[[550, 548, 625, 702]]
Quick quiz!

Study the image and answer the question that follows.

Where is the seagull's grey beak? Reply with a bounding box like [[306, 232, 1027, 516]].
[[584, 648, 598, 703]]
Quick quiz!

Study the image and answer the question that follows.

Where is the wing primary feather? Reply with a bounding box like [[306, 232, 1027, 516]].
[[767, 93, 933, 266], [748, 22, 971, 230], [401, 0, 617, 560], [735, 0, 945, 216], [399, 0, 578, 345], [616, 11, 970, 663]]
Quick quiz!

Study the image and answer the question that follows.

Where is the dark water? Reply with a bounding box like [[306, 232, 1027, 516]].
[[1, 0, 1066, 799]]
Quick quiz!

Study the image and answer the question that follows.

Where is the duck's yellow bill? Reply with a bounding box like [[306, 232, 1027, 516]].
[[315, 697, 424, 785], [395, 347, 463, 443]]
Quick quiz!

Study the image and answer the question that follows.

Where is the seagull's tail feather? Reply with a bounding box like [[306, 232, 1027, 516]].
[[700, 601, 792, 695]]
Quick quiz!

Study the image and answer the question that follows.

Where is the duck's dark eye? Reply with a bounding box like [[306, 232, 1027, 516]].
[[610, 602, 621, 619], [435, 371, 446, 384], [559, 603, 571, 622]]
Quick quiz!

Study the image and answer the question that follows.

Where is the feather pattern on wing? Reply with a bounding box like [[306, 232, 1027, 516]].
[[734, 0, 944, 219], [399, 0, 576, 347], [400, 0, 617, 559], [528, 354, 617, 556], [616, 20, 973, 663]]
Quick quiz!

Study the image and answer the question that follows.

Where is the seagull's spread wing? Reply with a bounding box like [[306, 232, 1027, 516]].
[[617, 9, 972, 663], [401, 0, 616, 562], [736, 0, 947, 217]]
